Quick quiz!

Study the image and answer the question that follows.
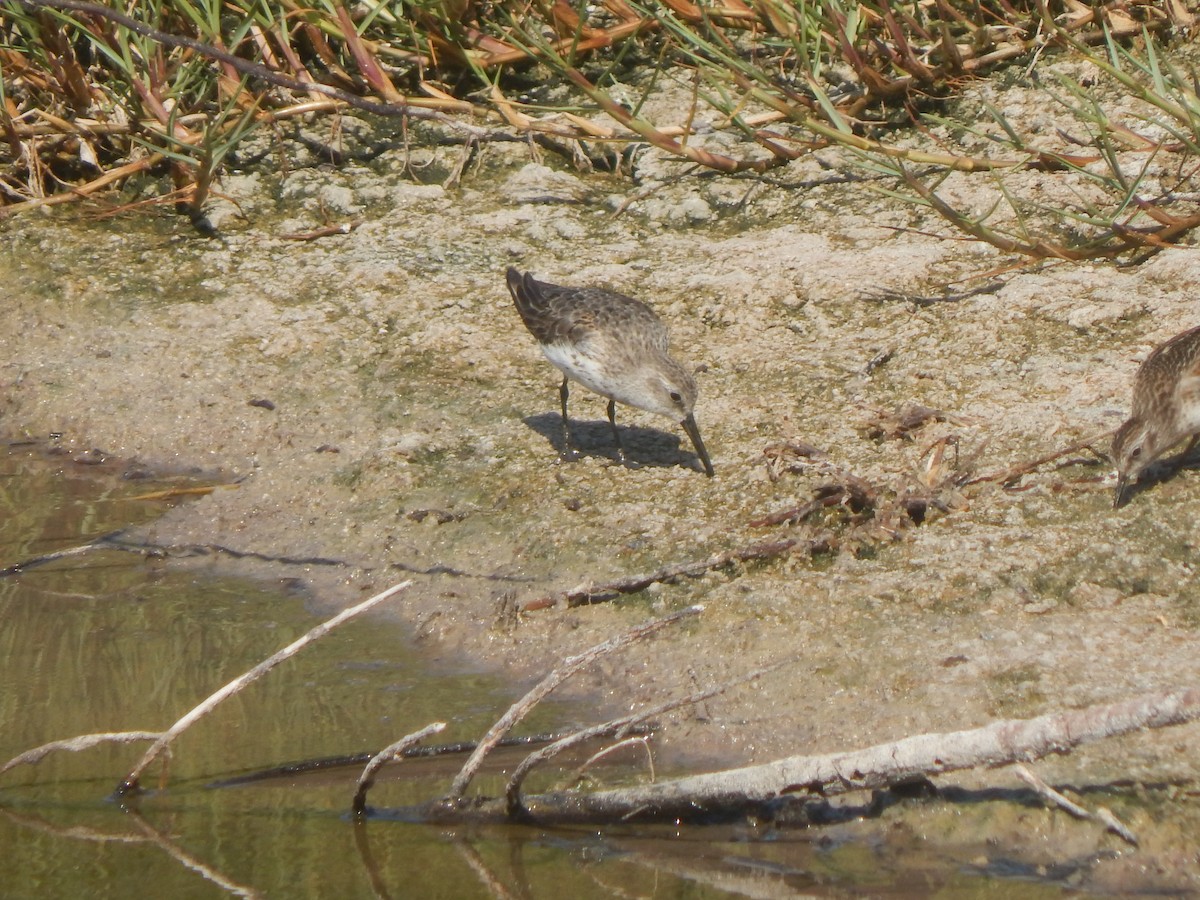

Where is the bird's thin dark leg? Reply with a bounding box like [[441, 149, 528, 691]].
[[558, 377, 577, 460], [606, 398, 627, 465]]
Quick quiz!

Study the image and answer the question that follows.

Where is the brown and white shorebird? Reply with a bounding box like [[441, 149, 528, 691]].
[[506, 267, 715, 477], [1112, 324, 1200, 507]]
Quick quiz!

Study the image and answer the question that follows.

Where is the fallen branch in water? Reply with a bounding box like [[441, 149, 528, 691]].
[[0, 531, 128, 576], [445, 605, 703, 799], [1, 732, 162, 777], [115, 580, 412, 796], [410, 686, 1200, 826], [504, 658, 790, 817]]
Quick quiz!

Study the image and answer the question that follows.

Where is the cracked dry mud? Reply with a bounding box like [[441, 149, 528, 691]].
[[4, 58, 1200, 888]]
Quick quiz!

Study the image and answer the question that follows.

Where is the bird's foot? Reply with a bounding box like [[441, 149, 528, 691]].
[[605, 449, 638, 470]]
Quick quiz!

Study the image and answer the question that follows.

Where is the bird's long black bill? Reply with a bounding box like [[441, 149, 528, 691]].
[[1113, 475, 1131, 509], [681, 413, 715, 477]]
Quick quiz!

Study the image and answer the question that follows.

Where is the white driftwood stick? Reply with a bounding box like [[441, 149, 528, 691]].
[[117, 580, 412, 794], [421, 687, 1200, 824]]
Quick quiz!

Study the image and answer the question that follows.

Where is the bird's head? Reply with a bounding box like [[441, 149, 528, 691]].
[[636, 358, 713, 476], [1112, 417, 1162, 507], [635, 358, 698, 421]]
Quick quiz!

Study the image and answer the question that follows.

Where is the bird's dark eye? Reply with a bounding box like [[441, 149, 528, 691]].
[[1130, 447, 1142, 460], [669, 391, 683, 404]]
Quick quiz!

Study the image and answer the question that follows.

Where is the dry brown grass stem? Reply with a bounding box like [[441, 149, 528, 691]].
[[1, 155, 164, 217], [480, 18, 654, 68]]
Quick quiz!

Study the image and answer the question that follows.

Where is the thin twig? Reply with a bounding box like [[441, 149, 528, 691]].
[[2, 732, 161, 777], [518, 539, 809, 611], [352, 722, 446, 817], [504, 658, 786, 816], [1014, 764, 1138, 846], [446, 605, 703, 800], [572, 736, 653, 783], [965, 430, 1113, 486], [115, 580, 411, 795]]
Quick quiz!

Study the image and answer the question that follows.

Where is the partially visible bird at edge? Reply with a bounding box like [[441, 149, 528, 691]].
[[1112, 324, 1200, 507], [506, 267, 715, 477]]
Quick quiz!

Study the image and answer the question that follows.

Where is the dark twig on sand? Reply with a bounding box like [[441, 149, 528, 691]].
[[518, 540, 812, 612], [966, 431, 1113, 486]]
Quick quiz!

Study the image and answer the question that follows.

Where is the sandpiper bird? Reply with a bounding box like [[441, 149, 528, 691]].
[[506, 267, 715, 477], [1112, 324, 1200, 507]]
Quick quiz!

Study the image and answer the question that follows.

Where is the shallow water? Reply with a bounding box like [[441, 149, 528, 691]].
[[0, 444, 1130, 897], [0, 445, 577, 897]]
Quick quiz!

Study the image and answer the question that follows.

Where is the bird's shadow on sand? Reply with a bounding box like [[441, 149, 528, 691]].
[[522, 411, 706, 474]]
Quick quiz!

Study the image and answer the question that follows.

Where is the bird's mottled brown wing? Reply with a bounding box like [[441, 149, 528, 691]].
[[506, 268, 669, 352], [1175, 341, 1200, 433], [1133, 324, 1200, 419]]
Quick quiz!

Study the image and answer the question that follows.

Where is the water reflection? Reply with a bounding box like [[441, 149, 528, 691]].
[[0, 446, 578, 897]]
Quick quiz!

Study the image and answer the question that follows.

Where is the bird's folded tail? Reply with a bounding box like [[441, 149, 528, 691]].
[[506, 267, 541, 315]]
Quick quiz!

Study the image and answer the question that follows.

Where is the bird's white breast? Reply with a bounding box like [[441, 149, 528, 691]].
[[542, 342, 623, 400]]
